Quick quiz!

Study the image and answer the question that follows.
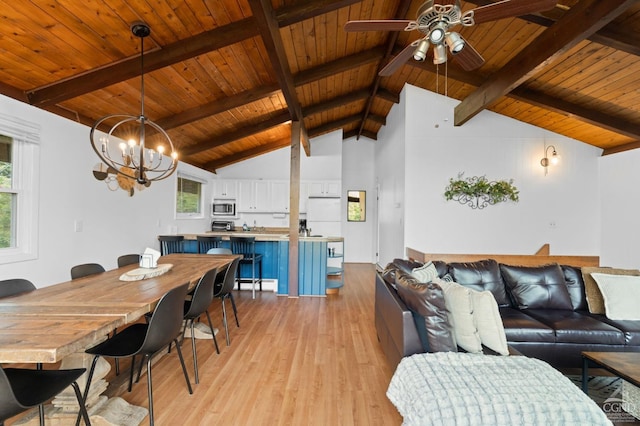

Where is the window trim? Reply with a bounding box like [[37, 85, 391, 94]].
[[175, 172, 207, 220], [0, 114, 40, 264]]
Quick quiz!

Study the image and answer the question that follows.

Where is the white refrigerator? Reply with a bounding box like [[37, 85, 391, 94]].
[[306, 197, 342, 237]]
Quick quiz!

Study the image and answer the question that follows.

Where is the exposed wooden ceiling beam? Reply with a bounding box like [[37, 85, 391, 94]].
[[454, 0, 637, 127], [293, 48, 385, 86], [355, 0, 413, 139], [303, 90, 370, 116], [249, 0, 310, 156], [25, 0, 356, 109], [307, 113, 385, 138], [203, 138, 292, 172], [467, 0, 640, 56], [27, 18, 258, 107], [157, 84, 281, 130], [181, 110, 291, 157], [343, 129, 377, 140], [276, 0, 362, 27]]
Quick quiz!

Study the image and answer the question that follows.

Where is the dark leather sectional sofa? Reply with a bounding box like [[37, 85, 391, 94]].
[[376, 258, 640, 370]]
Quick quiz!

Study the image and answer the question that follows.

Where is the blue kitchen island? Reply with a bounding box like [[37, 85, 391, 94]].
[[178, 232, 344, 296]]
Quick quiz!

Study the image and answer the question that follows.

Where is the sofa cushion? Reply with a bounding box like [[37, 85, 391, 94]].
[[590, 273, 640, 320], [448, 259, 511, 308], [470, 289, 509, 355], [561, 265, 587, 311], [411, 261, 439, 283], [434, 278, 483, 354], [394, 271, 457, 353], [581, 266, 640, 314], [500, 264, 573, 310], [390, 258, 423, 276], [593, 315, 640, 346], [499, 307, 555, 343], [524, 309, 625, 345]]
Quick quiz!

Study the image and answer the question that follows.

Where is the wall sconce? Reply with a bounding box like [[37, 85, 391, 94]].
[[540, 145, 560, 175]]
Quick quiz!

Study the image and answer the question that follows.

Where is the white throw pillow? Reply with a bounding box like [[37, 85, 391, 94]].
[[470, 290, 509, 355], [590, 273, 640, 320], [411, 261, 439, 283], [434, 278, 483, 354]]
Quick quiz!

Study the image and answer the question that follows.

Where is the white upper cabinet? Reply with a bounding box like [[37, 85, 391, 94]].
[[308, 180, 341, 197], [238, 180, 271, 212], [212, 179, 237, 199], [271, 180, 290, 213]]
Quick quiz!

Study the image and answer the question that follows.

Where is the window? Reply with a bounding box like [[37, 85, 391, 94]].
[[0, 114, 40, 264], [176, 175, 204, 218], [0, 136, 15, 248]]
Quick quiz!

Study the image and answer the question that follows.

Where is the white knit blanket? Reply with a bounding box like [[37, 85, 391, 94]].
[[387, 352, 613, 426]]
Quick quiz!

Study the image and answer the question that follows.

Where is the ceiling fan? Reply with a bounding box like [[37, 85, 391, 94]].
[[344, 0, 558, 76]]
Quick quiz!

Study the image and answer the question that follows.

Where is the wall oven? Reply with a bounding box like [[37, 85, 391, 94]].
[[212, 202, 235, 216]]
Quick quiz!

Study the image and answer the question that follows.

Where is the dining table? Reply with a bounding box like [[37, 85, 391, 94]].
[[0, 253, 239, 364]]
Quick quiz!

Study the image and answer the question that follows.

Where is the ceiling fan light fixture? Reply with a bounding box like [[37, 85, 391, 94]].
[[433, 43, 447, 65], [428, 23, 446, 44], [445, 32, 465, 54], [413, 39, 430, 61]]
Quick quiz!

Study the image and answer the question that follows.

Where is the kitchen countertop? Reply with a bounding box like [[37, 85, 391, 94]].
[[180, 231, 343, 243]]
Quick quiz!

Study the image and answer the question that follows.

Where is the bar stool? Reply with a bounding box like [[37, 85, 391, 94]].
[[158, 235, 184, 256], [196, 235, 223, 254], [230, 236, 262, 299]]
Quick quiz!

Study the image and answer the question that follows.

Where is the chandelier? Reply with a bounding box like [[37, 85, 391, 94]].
[[91, 22, 178, 196]]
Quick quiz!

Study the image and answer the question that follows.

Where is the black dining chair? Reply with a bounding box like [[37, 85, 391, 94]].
[[0, 364, 91, 426], [196, 235, 223, 254], [76, 283, 193, 426], [182, 267, 219, 384], [117, 254, 140, 268], [0, 278, 36, 298], [214, 258, 241, 346], [70, 263, 105, 280], [230, 236, 262, 299], [157, 235, 184, 256]]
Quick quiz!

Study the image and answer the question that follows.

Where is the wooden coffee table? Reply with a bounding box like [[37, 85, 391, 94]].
[[582, 351, 640, 393]]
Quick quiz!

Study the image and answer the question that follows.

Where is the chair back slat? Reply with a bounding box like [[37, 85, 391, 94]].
[[158, 235, 184, 255], [230, 237, 256, 257], [197, 236, 223, 254]]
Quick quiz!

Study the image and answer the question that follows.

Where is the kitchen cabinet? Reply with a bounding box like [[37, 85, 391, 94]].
[[308, 180, 340, 197], [212, 179, 237, 199], [270, 180, 290, 213], [238, 180, 271, 212]]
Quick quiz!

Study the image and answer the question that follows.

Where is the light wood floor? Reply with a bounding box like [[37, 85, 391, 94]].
[[100, 263, 401, 425]]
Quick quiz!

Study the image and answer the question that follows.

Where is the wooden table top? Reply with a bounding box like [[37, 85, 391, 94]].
[[582, 351, 640, 388], [0, 253, 238, 363]]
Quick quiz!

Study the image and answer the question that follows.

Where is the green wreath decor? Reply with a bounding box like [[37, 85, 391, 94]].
[[444, 173, 519, 209]]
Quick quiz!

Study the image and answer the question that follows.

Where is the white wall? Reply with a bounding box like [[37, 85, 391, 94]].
[[375, 89, 407, 267], [599, 149, 640, 268], [342, 137, 376, 262], [375, 84, 602, 266], [0, 95, 214, 287]]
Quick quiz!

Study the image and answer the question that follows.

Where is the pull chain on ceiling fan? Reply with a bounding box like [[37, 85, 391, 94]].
[[344, 0, 557, 76]]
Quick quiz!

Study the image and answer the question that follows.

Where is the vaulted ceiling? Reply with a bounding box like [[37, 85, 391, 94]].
[[1, 0, 639, 173]]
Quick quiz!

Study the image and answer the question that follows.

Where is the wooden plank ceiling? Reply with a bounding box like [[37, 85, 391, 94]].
[[1, 0, 640, 173]]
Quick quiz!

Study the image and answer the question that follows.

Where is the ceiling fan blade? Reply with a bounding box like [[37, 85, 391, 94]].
[[379, 42, 418, 77], [344, 20, 414, 32], [471, 0, 557, 24], [452, 41, 485, 71]]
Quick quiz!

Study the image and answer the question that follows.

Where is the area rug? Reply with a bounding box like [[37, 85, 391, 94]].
[[567, 375, 640, 424]]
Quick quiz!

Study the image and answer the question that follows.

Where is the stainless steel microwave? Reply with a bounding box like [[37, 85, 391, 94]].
[[212, 202, 235, 216]]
